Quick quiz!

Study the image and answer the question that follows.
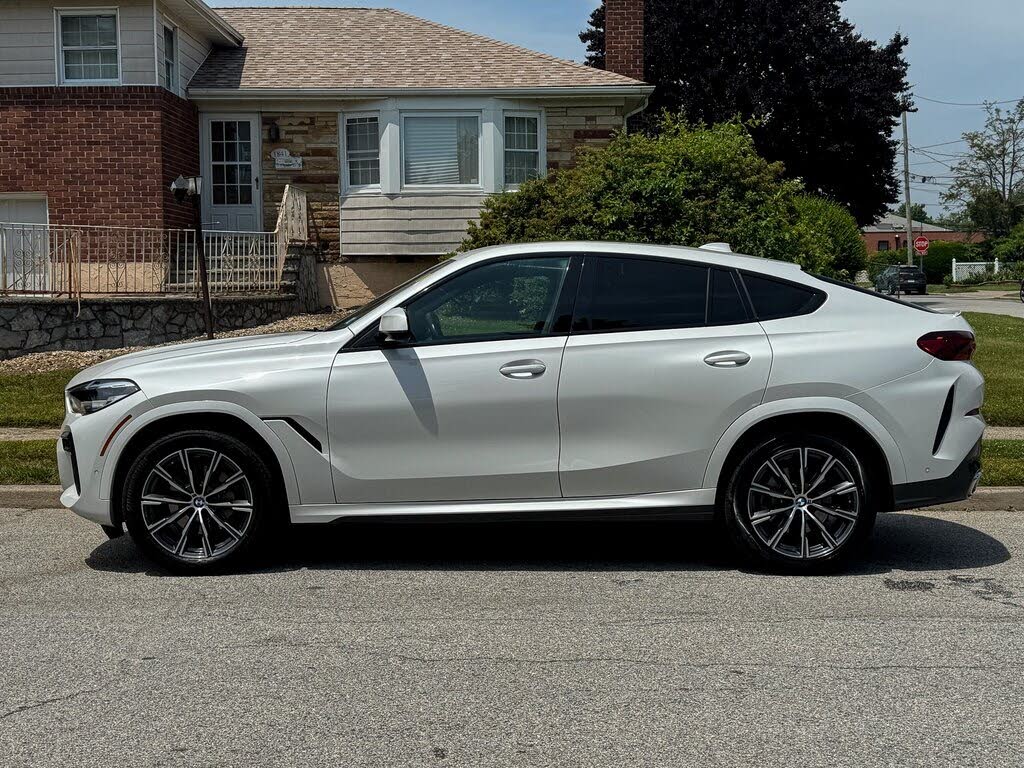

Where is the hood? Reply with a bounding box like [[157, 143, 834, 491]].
[[68, 331, 321, 388]]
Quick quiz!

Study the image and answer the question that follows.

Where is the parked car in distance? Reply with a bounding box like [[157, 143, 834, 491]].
[[876, 264, 928, 295], [57, 242, 984, 574]]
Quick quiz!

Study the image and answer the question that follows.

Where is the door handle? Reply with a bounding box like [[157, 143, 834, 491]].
[[500, 360, 546, 379], [704, 350, 751, 368]]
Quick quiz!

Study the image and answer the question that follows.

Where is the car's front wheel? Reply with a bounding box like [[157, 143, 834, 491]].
[[721, 433, 877, 572], [122, 429, 277, 574]]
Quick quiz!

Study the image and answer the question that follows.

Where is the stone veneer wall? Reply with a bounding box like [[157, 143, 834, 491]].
[[0, 244, 321, 359], [0, 295, 297, 360], [261, 113, 340, 257], [544, 102, 626, 171]]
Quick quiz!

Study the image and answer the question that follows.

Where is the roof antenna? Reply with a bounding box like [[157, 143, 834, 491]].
[[699, 242, 732, 253]]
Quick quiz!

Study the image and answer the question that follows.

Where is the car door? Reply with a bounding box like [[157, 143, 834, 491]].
[[326, 255, 578, 504], [557, 255, 772, 497]]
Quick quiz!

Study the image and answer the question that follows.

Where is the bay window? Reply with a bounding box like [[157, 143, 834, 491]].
[[504, 114, 541, 185], [59, 11, 119, 83], [345, 115, 381, 188], [403, 115, 480, 187]]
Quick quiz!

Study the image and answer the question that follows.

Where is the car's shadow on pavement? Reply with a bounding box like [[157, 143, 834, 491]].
[[85, 511, 1011, 577]]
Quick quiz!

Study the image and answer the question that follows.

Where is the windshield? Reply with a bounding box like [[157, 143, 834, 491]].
[[323, 260, 451, 331]]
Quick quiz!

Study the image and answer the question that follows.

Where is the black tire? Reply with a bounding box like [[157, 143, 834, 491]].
[[122, 429, 279, 574], [721, 432, 877, 573]]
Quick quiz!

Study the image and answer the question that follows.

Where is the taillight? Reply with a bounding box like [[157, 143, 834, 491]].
[[917, 331, 976, 361]]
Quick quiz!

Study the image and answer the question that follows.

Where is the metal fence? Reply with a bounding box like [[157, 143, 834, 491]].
[[0, 185, 310, 297], [952, 258, 1002, 283]]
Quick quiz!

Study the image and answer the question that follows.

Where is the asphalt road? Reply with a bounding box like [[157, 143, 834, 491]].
[[2, 507, 1023, 768], [901, 292, 1024, 318]]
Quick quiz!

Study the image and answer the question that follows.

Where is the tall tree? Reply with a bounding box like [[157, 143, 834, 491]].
[[942, 101, 1024, 239], [581, 0, 911, 225], [891, 202, 933, 224]]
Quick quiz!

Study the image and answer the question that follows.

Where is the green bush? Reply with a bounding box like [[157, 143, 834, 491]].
[[993, 223, 1024, 262], [923, 240, 976, 283], [791, 195, 867, 280], [957, 261, 1024, 285], [461, 116, 862, 278]]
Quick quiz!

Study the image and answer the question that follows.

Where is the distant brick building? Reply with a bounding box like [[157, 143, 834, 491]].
[[861, 214, 985, 253]]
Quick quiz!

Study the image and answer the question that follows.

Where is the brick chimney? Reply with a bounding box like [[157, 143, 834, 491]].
[[604, 0, 645, 81]]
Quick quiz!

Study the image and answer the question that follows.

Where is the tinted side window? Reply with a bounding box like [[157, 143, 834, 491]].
[[741, 273, 824, 320], [708, 269, 749, 324], [404, 257, 570, 344], [573, 256, 708, 332]]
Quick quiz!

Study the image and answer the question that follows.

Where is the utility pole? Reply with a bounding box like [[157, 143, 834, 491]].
[[902, 109, 914, 267]]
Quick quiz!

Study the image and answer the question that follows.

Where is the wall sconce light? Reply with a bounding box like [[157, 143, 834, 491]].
[[268, 122, 281, 142]]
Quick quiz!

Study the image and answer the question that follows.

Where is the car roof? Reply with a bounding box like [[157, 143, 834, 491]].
[[453, 241, 807, 281]]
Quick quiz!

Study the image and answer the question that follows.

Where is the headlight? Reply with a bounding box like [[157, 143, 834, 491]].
[[67, 379, 140, 415]]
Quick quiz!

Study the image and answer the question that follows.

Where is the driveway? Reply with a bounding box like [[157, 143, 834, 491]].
[[2, 506, 1023, 767], [901, 291, 1024, 318]]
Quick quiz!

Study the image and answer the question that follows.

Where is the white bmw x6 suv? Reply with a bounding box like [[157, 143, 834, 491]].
[[58, 242, 984, 573]]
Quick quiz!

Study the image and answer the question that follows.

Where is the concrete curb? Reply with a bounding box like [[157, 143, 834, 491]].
[[0, 485, 62, 509], [2, 485, 1023, 513]]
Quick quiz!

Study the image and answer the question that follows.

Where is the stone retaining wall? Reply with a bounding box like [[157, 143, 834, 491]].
[[0, 294, 298, 360]]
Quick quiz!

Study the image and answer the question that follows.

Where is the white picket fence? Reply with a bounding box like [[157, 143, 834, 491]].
[[952, 258, 1001, 282]]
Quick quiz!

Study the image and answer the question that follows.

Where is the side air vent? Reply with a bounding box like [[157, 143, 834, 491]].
[[933, 385, 956, 455], [264, 417, 323, 453]]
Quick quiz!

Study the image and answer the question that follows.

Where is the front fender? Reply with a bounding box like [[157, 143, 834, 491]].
[[702, 397, 907, 489], [98, 399, 301, 506]]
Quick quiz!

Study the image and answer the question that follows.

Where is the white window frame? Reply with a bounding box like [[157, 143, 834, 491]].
[[161, 23, 179, 95], [340, 111, 383, 195], [502, 110, 546, 190], [55, 7, 122, 86], [400, 111, 484, 192]]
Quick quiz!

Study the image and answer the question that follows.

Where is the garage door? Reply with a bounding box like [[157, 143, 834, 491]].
[[0, 196, 49, 292]]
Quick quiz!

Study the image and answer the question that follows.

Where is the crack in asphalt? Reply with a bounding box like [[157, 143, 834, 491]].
[[0, 683, 109, 721]]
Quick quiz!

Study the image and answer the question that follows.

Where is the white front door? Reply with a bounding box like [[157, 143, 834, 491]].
[[201, 115, 261, 231], [0, 195, 49, 292]]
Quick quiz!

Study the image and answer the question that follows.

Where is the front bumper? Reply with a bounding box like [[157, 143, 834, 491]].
[[56, 392, 147, 527], [891, 438, 982, 511]]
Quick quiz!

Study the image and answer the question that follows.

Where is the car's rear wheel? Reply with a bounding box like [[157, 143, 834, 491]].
[[721, 433, 877, 572], [122, 430, 277, 574]]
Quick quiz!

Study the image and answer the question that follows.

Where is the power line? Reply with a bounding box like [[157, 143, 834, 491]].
[[914, 94, 1024, 107], [912, 139, 967, 149]]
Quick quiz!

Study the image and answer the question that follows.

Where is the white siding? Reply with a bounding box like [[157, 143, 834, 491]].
[[339, 194, 484, 257], [156, 2, 211, 94], [0, 0, 155, 86]]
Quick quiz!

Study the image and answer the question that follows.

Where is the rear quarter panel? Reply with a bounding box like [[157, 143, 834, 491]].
[[760, 286, 943, 402]]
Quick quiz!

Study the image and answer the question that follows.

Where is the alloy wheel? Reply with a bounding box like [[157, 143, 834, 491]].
[[139, 448, 254, 562], [746, 446, 861, 560]]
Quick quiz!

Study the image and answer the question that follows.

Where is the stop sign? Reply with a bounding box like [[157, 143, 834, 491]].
[[914, 235, 930, 255]]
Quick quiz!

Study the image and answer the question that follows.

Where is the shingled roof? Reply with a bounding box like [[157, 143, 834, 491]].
[[189, 6, 648, 92]]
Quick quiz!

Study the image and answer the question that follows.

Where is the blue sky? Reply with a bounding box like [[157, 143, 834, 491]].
[[211, 0, 1024, 215]]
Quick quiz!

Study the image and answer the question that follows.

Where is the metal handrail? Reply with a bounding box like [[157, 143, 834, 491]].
[[0, 187, 311, 297]]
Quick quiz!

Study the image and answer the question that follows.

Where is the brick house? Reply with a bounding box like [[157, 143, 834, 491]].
[[0, 0, 651, 306], [861, 214, 985, 253]]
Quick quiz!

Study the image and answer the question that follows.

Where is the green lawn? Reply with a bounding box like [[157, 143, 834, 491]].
[[980, 441, 1024, 486], [0, 370, 77, 428], [930, 282, 1021, 294], [965, 312, 1024, 427], [0, 441, 60, 485]]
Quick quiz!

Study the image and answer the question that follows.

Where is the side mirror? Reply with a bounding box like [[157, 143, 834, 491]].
[[378, 307, 410, 342]]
